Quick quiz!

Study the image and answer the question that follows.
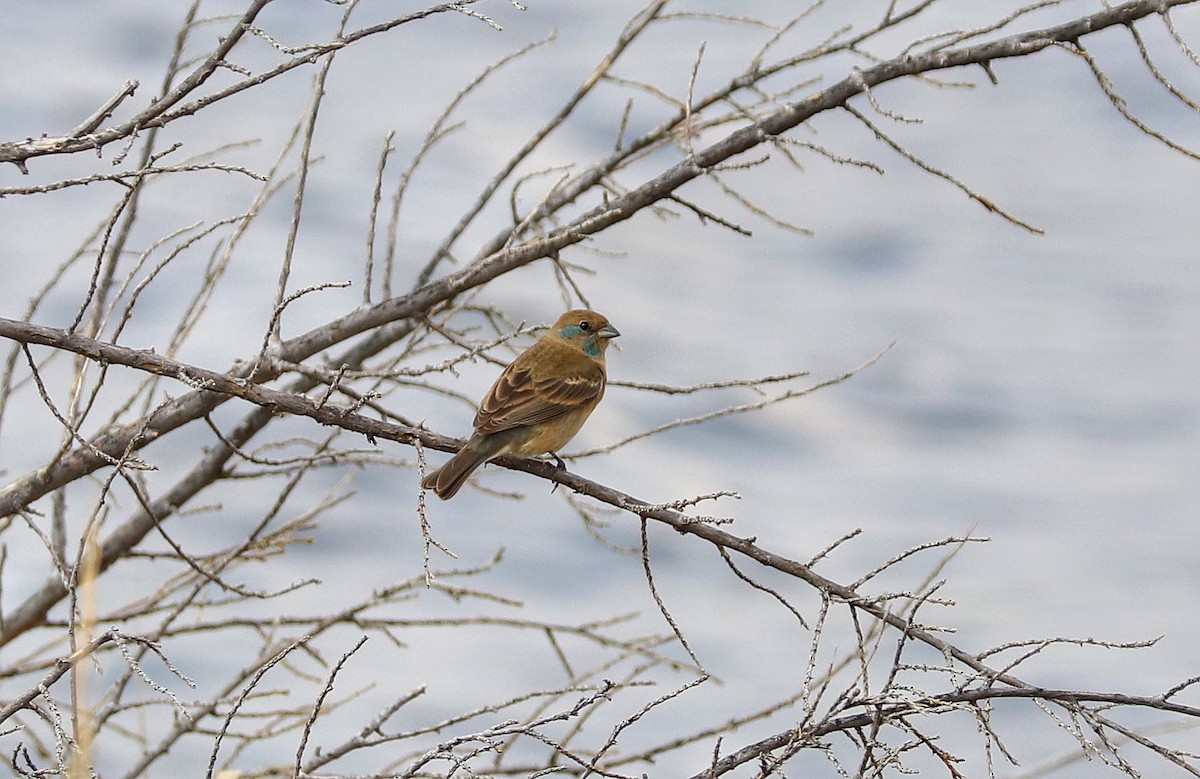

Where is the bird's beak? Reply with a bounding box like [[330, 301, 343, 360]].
[[598, 323, 620, 339]]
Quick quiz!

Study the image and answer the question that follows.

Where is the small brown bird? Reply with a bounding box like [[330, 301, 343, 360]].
[[421, 310, 620, 500]]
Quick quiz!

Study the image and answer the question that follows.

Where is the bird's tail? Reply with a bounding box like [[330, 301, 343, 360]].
[[421, 436, 505, 500]]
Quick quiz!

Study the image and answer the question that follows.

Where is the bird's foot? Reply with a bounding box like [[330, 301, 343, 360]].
[[548, 451, 567, 493]]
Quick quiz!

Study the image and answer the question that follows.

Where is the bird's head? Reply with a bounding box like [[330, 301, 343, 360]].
[[550, 309, 620, 358]]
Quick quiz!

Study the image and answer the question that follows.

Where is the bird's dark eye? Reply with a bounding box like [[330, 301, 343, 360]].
[[578, 320, 591, 332]]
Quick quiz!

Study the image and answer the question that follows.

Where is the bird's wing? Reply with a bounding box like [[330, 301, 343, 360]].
[[474, 350, 604, 434]]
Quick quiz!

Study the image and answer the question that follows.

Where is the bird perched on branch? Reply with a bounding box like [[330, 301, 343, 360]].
[[421, 309, 620, 500]]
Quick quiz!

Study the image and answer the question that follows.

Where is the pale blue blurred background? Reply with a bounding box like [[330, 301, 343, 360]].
[[1, 1, 1198, 775]]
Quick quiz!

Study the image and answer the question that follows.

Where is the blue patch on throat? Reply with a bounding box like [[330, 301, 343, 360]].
[[559, 324, 601, 357]]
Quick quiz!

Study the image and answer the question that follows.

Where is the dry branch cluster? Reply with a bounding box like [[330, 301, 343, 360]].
[[0, 1, 1198, 777]]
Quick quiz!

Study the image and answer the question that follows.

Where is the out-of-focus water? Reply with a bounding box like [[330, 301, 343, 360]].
[[2, 1, 1198, 776]]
